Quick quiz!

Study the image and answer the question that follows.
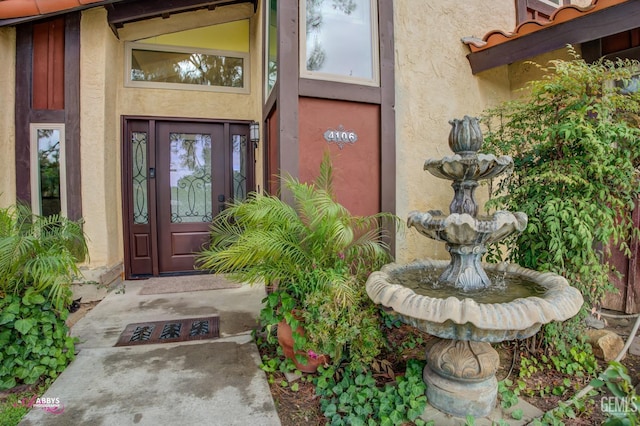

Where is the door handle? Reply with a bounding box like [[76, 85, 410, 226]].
[[218, 194, 226, 213], [149, 167, 155, 178]]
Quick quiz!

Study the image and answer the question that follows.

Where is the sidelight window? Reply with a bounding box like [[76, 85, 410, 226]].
[[265, 0, 278, 97], [30, 124, 66, 217]]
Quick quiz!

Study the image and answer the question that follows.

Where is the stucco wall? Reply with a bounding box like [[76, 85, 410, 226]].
[[0, 27, 16, 207], [393, 0, 516, 263], [80, 8, 122, 270]]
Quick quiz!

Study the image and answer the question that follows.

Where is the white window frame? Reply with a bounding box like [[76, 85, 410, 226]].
[[125, 42, 250, 94], [30, 123, 67, 217], [264, 0, 278, 99], [537, 0, 561, 7], [299, 0, 380, 87]]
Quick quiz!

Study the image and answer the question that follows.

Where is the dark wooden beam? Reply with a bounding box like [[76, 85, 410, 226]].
[[467, 1, 640, 74], [379, 0, 396, 256], [107, 0, 256, 26], [277, 0, 299, 204], [65, 12, 82, 221], [15, 23, 32, 205], [298, 79, 381, 104]]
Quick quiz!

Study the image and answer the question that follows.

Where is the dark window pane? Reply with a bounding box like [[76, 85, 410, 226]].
[[131, 49, 244, 88], [37, 129, 61, 217]]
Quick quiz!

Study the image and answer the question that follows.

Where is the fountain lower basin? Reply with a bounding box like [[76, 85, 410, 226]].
[[366, 259, 583, 342]]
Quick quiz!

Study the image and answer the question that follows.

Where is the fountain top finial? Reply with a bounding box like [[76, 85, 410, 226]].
[[448, 116, 483, 156]]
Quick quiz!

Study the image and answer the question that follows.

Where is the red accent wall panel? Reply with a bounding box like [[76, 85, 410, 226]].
[[298, 97, 380, 217], [32, 18, 65, 110]]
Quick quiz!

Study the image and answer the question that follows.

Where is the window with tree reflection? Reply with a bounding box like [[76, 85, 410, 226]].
[[266, 0, 278, 97], [31, 124, 66, 217], [129, 46, 246, 90], [302, 0, 378, 85]]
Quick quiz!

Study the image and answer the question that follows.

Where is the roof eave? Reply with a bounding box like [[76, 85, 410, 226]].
[[0, 0, 125, 28], [466, 0, 640, 74]]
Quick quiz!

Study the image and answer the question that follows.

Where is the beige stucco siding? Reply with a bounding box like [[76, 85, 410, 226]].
[[0, 27, 16, 207], [393, 0, 515, 263], [80, 8, 123, 269]]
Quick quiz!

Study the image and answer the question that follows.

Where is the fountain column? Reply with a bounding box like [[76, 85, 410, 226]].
[[424, 339, 500, 417]]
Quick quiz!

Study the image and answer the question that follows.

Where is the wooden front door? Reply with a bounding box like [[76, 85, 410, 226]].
[[122, 118, 252, 278]]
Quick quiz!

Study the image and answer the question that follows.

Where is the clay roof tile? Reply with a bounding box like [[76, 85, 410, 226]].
[[463, 0, 628, 53]]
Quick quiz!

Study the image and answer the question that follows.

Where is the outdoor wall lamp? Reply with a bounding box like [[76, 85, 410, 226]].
[[250, 121, 260, 149]]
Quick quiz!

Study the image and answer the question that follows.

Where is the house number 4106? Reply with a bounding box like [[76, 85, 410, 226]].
[[323, 125, 358, 149]]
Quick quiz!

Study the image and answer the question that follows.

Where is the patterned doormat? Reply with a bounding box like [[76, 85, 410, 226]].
[[114, 317, 220, 347]]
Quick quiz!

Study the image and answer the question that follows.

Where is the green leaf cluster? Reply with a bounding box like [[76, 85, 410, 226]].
[[588, 361, 639, 425], [315, 359, 427, 425], [0, 293, 75, 390], [482, 48, 640, 307], [0, 203, 88, 310]]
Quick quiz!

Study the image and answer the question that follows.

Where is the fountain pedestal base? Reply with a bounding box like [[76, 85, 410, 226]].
[[424, 339, 500, 417]]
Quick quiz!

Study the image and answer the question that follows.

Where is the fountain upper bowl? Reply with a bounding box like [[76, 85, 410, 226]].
[[424, 153, 513, 182], [366, 259, 584, 342]]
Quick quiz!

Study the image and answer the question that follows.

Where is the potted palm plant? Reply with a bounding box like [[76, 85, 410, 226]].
[[196, 153, 398, 370]]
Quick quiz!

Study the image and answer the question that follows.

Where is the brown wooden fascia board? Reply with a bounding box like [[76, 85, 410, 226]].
[[106, 0, 256, 27], [467, 1, 640, 74]]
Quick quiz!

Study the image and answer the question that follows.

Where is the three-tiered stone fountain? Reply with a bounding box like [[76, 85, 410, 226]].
[[366, 116, 583, 417]]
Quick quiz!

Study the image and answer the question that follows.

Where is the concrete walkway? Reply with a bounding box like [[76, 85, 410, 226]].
[[19, 279, 281, 426]]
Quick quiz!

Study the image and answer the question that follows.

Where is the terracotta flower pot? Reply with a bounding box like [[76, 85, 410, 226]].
[[276, 320, 328, 373]]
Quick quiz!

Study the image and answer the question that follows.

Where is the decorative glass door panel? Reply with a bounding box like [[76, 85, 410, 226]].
[[169, 133, 213, 223], [232, 134, 247, 201], [132, 132, 149, 225]]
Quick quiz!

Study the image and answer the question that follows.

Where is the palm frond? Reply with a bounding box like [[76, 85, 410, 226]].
[[0, 204, 87, 309]]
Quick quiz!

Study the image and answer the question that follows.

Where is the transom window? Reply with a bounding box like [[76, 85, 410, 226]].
[[125, 21, 250, 93]]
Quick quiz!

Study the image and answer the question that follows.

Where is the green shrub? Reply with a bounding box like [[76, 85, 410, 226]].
[[0, 293, 75, 390], [482, 49, 640, 307], [0, 203, 88, 310], [0, 203, 87, 390]]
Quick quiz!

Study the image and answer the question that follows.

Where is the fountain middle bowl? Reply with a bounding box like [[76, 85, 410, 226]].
[[407, 210, 528, 246], [366, 259, 584, 342], [424, 153, 514, 181]]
